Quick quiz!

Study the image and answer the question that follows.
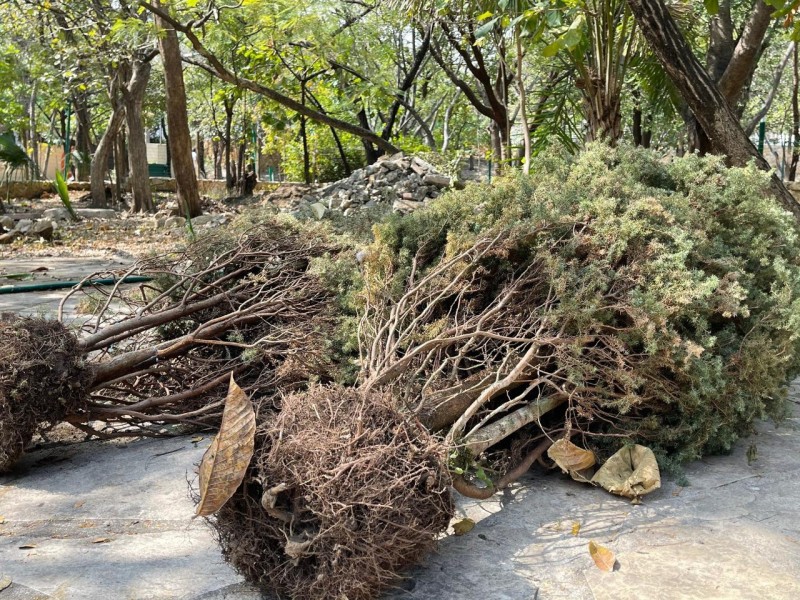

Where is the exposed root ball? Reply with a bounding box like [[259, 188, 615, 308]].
[[0, 316, 92, 471], [213, 385, 454, 600]]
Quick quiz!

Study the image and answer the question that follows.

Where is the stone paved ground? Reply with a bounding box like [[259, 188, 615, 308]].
[[1, 257, 800, 599]]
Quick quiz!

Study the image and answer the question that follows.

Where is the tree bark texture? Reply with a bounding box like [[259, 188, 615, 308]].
[[124, 60, 155, 213], [791, 44, 799, 182], [154, 0, 202, 217], [717, 0, 774, 108], [224, 97, 234, 189], [625, 0, 800, 220], [90, 105, 124, 207], [73, 93, 93, 181]]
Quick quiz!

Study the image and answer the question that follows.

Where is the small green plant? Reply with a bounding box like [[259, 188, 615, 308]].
[[54, 171, 79, 221]]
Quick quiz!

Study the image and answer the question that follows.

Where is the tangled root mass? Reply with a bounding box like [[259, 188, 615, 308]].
[[0, 316, 92, 471], [213, 385, 453, 600]]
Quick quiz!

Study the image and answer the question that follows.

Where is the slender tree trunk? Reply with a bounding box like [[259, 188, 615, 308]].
[[90, 105, 125, 207], [124, 60, 154, 213], [116, 126, 129, 183], [237, 141, 246, 193], [790, 44, 799, 182], [357, 108, 380, 164], [196, 131, 205, 178], [626, 0, 800, 220], [744, 42, 795, 136], [515, 28, 531, 174], [73, 94, 92, 181], [28, 84, 40, 180], [162, 116, 170, 173], [224, 99, 234, 189], [441, 91, 460, 153], [301, 84, 310, 184], [212, 139, 221, 179], [111, 135, 122, 205], [154, 0, 201, 217]]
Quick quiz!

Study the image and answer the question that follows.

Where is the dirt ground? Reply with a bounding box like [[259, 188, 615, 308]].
[[0, 189, 265, 261]]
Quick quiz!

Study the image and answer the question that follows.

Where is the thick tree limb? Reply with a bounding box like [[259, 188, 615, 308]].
[[626, 0, 800, 221], [717, 0, 775, 106]]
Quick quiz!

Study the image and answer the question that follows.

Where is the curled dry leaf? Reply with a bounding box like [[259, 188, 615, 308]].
[[195, 374, 256, 517], [547, 438, 597, 482], [588, 540, 616, 572]]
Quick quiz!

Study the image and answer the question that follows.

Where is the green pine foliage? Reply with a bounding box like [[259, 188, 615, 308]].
[[366, 144, 800, 463]]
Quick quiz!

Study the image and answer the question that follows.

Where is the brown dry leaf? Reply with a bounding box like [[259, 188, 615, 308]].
[[18, 544, 36, 550], [548, 439, 597, 482], [91, 538, 111, 544], [571, 522, 581, 536], [191, 436, 204, 443], [452, 518, 476, 536], [74, 501, 85, 509], [0, 515, 5, 524], [591, 444, 661, 500], [588, 541, 616, 571], [195, 374, 256, 517]]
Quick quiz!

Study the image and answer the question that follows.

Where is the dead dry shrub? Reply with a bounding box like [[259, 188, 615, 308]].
[[213, 385, 453, 600], [0, 316, 93, 471]]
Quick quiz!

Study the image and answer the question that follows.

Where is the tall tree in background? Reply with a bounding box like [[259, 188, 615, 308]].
[[123, 58, 156, 212], [153, 0, 201, 217]]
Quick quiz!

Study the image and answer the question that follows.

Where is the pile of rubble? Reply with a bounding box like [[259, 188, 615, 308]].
[[0, 214, 57, 244], [284, 153, 453, 219]]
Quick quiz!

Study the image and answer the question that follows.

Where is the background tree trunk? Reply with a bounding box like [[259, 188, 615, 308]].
[[123, 60, 155, 213], [90, 105, 125, 208], [28, 84, 40, 180], [196, 131, 205, 178], [73, 94, 93, 181], [626, 0, 800, 221], [116, 126, 129, 183], [154, 0, 202, 217], [791, 44, 799, 182], [224, 98, 234, 190]]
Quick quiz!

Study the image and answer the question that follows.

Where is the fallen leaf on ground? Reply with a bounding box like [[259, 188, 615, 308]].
[[548, 439, 596, 482], [18, 544, 36, 549], [452, 518, 475, 536], [0, 576, 11, 591], [591, 444, 660, 500], [195, 374, 256, 517], [588, 541, 616, 571], [0, 515, 5, 524], [91, 538, 111, 544], [571, 522, 581, 536], [74, 501, 85, 509], [191, 435, 204, 443]]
